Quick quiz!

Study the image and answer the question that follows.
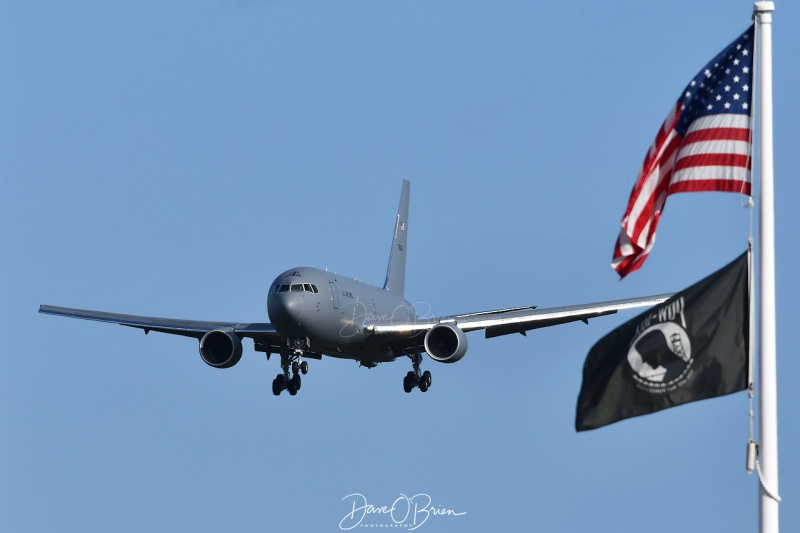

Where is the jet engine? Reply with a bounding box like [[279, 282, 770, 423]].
[[199, 329, 243, 369], [424, 323, 468, 363]]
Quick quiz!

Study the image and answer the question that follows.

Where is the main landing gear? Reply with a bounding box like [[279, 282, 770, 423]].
[[403, 350, 432, 393], [272, 339, 310, 396]]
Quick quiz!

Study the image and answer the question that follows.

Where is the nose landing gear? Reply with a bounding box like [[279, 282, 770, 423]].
[[272, 339, 310, 396]]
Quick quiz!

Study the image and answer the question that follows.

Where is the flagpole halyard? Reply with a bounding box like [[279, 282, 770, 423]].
[[753, 2, 779, 532]]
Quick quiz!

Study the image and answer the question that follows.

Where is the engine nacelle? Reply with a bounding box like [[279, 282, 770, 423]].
[[199, 329, 243, 369], [424, 323, 468, 363]]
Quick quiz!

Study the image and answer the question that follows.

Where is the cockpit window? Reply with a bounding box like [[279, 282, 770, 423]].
[[282, 283, 319, 294]]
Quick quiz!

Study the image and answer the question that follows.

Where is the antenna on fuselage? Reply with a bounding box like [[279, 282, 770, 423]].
[[383, 180, 410, 295]]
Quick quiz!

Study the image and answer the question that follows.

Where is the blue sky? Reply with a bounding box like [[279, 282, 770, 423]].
[[3, 1, 799, 531]]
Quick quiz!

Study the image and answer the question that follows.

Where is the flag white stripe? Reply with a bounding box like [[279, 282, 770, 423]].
[[685, 113, 751, 134], [624, 129, 679, 234], [671, 165, 751, 184], [677, 139, 752, 158]]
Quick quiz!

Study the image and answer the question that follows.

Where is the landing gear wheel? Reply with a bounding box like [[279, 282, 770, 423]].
[[422, 370, 432, 388], [292, 374, 302, 391], [272, 378, 282, 396], [419, 379, 429, 393], [288, 379, 298, 396], [300, 361, 309, 374], [292, 361, 299, 375], [403, 374, 413, 393]]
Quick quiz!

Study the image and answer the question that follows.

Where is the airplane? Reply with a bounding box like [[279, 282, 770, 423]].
[[39, 180, 671, 396]]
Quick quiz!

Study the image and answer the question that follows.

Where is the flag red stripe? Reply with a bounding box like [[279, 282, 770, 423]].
[[611, 235, 650, 277], [683, 127, 751, 144], [623, 130, 680, 224], [674, 153, 752, 171], [625, 134, 681, 245], [668, 180, 752, 195], [628, 170, 671, 248]]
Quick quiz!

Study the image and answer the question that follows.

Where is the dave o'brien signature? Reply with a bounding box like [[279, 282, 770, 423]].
[[339, 492, 466, 530]]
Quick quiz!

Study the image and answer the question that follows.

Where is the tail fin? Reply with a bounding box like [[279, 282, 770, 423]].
[[383, 180, 410, 295]]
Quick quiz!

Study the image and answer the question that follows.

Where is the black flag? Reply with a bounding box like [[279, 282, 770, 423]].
[[576, 251, 750, 431]]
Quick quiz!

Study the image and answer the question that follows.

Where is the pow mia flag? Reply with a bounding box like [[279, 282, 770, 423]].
[[576, 252, 750, 431]]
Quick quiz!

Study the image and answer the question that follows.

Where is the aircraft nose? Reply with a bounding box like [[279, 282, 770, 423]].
[[268, 291, 305, 331], [283, 293, 304, 322]]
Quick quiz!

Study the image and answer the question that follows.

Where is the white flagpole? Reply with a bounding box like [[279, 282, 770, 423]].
[[754, 2, 779, 532]]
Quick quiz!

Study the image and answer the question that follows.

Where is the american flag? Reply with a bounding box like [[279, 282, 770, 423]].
[[612, 25, 754, 278]]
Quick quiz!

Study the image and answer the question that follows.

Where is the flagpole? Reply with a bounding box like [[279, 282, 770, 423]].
[[754, 2, 779, 532]]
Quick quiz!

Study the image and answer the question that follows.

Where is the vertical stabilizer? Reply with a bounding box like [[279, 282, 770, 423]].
[[383, 180, 410, 295]]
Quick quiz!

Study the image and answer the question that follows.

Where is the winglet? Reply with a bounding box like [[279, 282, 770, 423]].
[[383, 180, 410, 295]]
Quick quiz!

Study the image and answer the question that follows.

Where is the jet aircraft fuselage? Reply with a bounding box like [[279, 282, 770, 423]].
[[267, 266, 416, 364]]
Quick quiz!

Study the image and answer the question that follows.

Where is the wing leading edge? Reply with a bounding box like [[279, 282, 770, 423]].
[[38, 305, 282, 351], [365, 293, 673, 339]]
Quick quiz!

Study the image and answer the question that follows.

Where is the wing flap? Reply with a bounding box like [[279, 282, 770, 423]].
[[483, 310, 617, 339]]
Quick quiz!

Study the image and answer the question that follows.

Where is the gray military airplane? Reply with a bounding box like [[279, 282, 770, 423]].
[[40, 180, 670, 396]]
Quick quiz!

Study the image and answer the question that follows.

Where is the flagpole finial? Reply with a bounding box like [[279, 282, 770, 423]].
[[754, 1, 775, 15]]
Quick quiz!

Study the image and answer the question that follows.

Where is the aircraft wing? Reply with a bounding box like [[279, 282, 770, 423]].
[[38, 305, 283, 352], [365, 293, 673, 339]]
